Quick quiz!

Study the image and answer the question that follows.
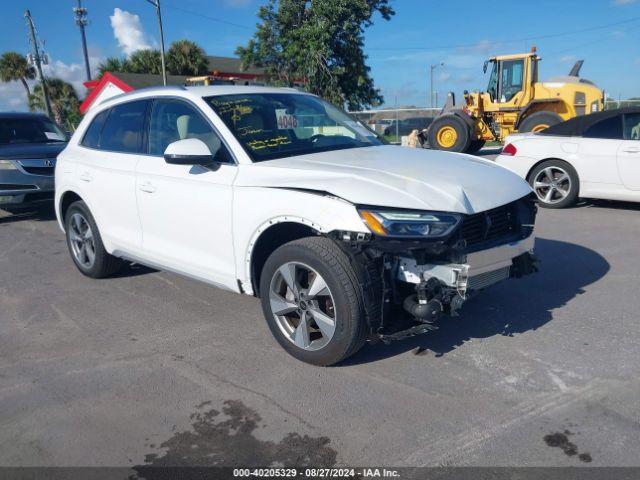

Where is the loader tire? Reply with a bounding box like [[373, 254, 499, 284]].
[[519, 111, 562, 133], [428, 115, 471, 152]]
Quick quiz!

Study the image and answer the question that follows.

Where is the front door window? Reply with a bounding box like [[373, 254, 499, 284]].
[[499, 60, 524, 103]]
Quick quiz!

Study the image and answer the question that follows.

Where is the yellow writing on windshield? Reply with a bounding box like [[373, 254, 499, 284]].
[[247, 136, 292, 151]]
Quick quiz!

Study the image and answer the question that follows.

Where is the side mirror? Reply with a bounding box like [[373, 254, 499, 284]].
[[163, 138, 218, 166], [483, 61, 488, 74]]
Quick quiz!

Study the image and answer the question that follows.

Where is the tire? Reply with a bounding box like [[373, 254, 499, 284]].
[[427, 115, 471, 152], [64, 200, 123, 278], [528, 159, 579, 209], [519, 111, 562, 133], [467, 140, 486, 154], [259, 237, 368, 366]]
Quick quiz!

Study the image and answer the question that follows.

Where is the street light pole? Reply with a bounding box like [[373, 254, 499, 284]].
[[429, 62, 444, 108], [146, 0, 167, 86]]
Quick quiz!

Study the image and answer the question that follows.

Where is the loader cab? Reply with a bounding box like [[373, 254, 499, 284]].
[[484, 53, 538, 107]]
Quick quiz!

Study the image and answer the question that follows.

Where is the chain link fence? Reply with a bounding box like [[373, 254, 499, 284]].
[[349, 107, 440, 144]]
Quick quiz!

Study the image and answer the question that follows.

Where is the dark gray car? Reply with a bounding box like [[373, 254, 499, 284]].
[[0, 112, 67, 209]]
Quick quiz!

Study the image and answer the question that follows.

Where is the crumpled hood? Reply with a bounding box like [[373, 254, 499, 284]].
[[235, 145, 532, 214]]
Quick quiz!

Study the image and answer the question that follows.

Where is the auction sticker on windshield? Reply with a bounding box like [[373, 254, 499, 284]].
[[276, 109, 298, 129]]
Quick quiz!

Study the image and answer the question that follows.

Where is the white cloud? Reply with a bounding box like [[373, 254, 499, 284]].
[[0, 54, 104, 112], [0, 81, 30, 111], [560, 54, 577, 63], [613, 0, 638, 4], [110, 8, 151, 56]]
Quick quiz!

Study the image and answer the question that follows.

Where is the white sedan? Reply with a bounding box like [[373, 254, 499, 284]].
[[496, 108, 640, 208]]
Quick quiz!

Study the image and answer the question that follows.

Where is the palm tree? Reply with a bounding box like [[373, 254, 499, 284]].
[[0, 51, 36, 101], [97, 56, 129, 77], [29, 78, 80, 129], [128, 49, 162, 74], [166, 40, 208, 76]]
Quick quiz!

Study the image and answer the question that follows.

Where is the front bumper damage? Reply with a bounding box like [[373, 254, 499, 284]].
[[385, 235, 538, 342], [333, 193, 539, 343]]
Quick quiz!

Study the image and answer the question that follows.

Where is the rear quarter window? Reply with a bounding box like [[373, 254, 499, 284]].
[[583, 115, 623, 140], [81, 110, 109, 148]]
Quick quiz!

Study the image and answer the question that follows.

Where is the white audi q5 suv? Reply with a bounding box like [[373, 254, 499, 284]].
[[56, 85, 538, 365]]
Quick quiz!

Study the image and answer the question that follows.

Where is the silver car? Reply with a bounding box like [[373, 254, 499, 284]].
[[0, 112, 67, 209]]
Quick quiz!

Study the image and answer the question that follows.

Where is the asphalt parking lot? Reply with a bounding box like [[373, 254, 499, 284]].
[[1, 192, 640, 468]]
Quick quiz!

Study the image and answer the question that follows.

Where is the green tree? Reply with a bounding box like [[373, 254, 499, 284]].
[[97, 56, 129, 76], [29, 78, 80, 129], [128, 49, 163, 74], [0, 51, 36, 101], [236, 0, 394, 110], [166, 40, 208, 76]]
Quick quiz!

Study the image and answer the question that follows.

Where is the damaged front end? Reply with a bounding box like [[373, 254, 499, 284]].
[[331, 193, 539, 343]]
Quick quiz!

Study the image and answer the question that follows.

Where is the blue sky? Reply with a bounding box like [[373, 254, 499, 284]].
[[1, 0, 639, 111]]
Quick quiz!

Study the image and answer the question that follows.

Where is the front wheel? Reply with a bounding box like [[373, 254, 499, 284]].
[[260, 237, 368, 366], [427, 115, 471, 152], [528, 160, 579, 208]]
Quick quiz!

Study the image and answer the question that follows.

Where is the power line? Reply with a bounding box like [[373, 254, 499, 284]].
[[367, 16, 640, 52], [162, 2, 253, 30]]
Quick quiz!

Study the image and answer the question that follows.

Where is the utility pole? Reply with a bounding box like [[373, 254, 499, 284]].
[[73, 0, 91, 81], [145, 0, 167, 85], [25, 9, 53, 119], [429, 62, 444, 108]]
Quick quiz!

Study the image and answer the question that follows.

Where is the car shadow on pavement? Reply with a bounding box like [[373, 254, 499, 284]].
[[344, 237, 610, 364], [578, 199, 640, 212]]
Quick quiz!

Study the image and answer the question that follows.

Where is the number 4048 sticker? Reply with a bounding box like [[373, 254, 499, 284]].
[[276, 109, 298, 129]]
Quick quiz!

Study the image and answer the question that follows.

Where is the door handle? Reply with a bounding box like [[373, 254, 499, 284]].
[[622, 148, 640, 153], [139, 181, 156, 193], [79, 172, 92, 182]]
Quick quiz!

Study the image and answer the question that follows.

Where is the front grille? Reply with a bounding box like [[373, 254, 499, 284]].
[[22, 166, 54, 176], [459, 201, 520, 248], [23, 192, 54, 203]]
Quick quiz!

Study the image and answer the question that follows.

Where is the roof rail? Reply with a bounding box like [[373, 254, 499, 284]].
[[97, 84, 187, 107]]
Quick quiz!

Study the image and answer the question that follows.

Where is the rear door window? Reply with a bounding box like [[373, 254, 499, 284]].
[[81, 109, 109, 148], [583, 115, 623, 140], [99, 100, 150, 154]]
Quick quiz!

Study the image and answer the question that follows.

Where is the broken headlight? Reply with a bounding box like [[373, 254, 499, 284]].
[[358, 208, 461, 238]]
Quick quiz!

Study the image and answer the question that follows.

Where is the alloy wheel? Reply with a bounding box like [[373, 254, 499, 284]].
[[533, 166, 572, 205], [68, 212, 96, 269], [269, 261, 336, 351]]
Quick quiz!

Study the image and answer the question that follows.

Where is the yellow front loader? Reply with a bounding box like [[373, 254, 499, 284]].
[[426, 47, 604, 153]]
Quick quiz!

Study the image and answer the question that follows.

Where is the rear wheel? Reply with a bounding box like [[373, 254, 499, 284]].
[[428, 115, 471, 152], [528, 160, 579, 208], [64, 201, 123, 278], [260, 237, 367, 366], [519, 111, 562, 133]]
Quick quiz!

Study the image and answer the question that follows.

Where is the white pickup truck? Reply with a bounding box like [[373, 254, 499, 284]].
[[55, 86, 538, 365]]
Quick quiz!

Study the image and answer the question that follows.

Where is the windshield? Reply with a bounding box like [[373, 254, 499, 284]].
[[205, 93, 383, 162], [0, 117, 66, 145]]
